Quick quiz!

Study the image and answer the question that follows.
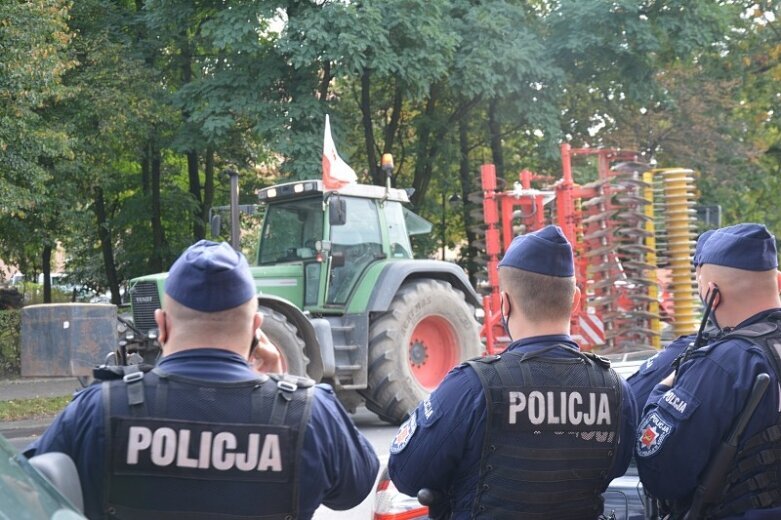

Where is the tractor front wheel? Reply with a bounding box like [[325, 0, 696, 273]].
[[364, 279, 481, 423], [259, 306, 310, 377]]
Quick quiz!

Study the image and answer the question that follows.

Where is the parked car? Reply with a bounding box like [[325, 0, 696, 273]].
[[0, 434, 85, 519], [372, 351, 656, 520]]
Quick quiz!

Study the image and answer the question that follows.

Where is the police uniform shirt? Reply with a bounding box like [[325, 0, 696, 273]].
[[636, 309, 781, 517], [388, 335, 638, 519], [627, 335, 692, 419], [25, 349, 379, 519]]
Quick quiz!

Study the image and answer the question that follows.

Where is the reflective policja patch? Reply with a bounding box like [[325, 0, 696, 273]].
[[637, 412, 672, 457], [389, 412, 417, 454]]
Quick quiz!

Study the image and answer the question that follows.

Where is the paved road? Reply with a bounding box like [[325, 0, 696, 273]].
[[0, 377, 82, 401], [0, 386, 397, 520]]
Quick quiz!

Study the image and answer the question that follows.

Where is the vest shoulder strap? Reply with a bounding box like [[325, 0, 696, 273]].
[[722, 319, 781, 386], [700, 315, 781, 517]]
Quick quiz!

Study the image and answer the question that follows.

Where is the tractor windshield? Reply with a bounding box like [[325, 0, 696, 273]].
[[257, 197, 324, 265], [327, 197, 383, 304]]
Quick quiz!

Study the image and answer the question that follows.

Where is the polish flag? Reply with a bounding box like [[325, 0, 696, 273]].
[[322, 114, 358, 190]]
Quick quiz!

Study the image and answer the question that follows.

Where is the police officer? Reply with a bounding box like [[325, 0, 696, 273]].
[[388, 225, 637, 519], [26, 240, 379, 519], [627, 230, 718, 415], [636, 223, 781, 517]]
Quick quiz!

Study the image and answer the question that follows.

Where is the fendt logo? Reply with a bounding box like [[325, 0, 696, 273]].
[[134, 296, 153, 303]]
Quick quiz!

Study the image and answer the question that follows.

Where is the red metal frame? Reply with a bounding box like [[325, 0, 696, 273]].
[[480, 145, 646, 354], [479, 165, 552, 355]]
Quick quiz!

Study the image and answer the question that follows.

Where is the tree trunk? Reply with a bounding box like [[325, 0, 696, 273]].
[[150, 140, 165, 272], [187, 150, 204, 240], [488, 98, 504, 179], [42, 244, 52, 304], [319, 60, 331, 102], [383, 83, 403, 155], [360, 69, 381, 185], [412, 94, 481, 210], [458, 118, 478, 287], [93, 186, 121, 305], [411, 90, 439, 208], [180, 38, 203, 241], [203, 147, 215, 238], [140, 140, 150, 195]]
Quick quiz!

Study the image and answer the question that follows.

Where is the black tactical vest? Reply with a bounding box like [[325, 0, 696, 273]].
[[466, 345, 622, 520], [697, 313, 781, 518], [100, 368, 314, 520]]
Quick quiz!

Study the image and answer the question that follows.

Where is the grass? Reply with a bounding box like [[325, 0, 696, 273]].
[[0, 396, 71, 422]]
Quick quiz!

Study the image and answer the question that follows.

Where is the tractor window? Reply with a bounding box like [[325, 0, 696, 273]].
[[258, 197, 323, 265], [384, 202, 413, 259], [327, 197, 382, 304]]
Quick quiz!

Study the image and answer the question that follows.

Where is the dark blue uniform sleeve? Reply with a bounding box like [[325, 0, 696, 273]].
[[609, 378, 638, 482], [24, 385, 106, 518], [388, 365, 485, 497], [626, 335, 692, 418], [300, 385, 379, 513], [635, 341, 776, 500]]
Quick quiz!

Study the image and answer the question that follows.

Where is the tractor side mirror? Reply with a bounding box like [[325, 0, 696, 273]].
[[210, 214, 222, 238], [331, 250, 345, 267], [328, 196, 347, 226]]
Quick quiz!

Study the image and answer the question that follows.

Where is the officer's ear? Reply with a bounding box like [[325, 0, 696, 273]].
[[500, 291, 511, 318], [154, 309, 168, 344], [707, 281, 721, 309], [254, 311, 262, 330], [571, 286, 581, 314], [776, 271, 781, 294]]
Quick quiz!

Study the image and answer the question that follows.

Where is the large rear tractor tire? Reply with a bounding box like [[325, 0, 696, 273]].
[[364, 279, 481, 423], [259, 306, 310, 377]]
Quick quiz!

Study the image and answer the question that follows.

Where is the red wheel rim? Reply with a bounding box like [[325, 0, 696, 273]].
[[408, 316, 458, 390]]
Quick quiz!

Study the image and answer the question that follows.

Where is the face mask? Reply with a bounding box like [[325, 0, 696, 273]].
[[699, 286, 722, 331]]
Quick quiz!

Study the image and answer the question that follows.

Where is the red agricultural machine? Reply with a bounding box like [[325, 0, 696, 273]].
[[473, 144, 700, 355]]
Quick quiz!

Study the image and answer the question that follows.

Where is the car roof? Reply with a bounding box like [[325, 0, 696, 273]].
[[605, 349, 656, 379]]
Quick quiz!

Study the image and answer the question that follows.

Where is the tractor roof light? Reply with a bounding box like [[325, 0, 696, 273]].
[[381, 153, 394, 170], [256, 188, 278, 200], [258, 181, 322, 202]]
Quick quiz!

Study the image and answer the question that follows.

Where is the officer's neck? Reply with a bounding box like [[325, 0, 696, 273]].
[[715, 301, 781, 329], [161, 340, 250, 360], [509, 316, 570, 341]]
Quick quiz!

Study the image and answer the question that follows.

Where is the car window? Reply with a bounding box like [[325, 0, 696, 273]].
[[0, 436, 86, 519]]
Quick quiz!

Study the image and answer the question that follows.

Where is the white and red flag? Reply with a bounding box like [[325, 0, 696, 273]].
[[322, 114, 357, 190]]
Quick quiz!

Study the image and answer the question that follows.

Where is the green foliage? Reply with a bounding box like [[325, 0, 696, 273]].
[[0, 396, 71, 421], [0, 0, 777, 290], [0, 311, 20, 376], [0, 0, 73, 214]]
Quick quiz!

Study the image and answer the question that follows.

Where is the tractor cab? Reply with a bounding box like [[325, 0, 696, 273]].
[[121, 172, 481, 425], [254, 180, 426, 311]]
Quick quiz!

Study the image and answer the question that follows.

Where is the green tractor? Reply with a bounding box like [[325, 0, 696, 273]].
[[125, 179, 481, 423]]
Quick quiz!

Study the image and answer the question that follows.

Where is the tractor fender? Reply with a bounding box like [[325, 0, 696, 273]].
[[257, 294, 331, 382], [367, 260, 481, 312]]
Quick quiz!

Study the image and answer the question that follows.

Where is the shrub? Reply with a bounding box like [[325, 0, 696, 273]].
[[0, 310, 21, 376]]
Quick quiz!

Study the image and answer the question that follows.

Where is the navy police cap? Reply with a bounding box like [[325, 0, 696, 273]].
[[165, 240, 257, 312], [499, 225, 574, 277], [693, 229, 715, 267], [698, 223, 778, 271]]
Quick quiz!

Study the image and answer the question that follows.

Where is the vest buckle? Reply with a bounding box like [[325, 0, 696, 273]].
[[123, 371, 144, 384], [277, 379, 298, 393]]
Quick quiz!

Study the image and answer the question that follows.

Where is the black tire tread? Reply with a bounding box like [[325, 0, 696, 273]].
[[364, 279, 481, 424], [259, 305, 310, 376]]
